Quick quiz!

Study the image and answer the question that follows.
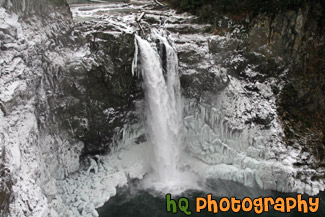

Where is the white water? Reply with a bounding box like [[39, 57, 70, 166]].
[[133, 30, 184, 187]]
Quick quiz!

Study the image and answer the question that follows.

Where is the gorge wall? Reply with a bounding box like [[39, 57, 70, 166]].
[[0, 0, 140, 216], [1, 0, 76, 215], [168, 0, 325, 167], [167, 0, 325, 188]]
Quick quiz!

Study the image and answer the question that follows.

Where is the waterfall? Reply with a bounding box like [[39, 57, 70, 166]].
[[133, 30, 183, 185]]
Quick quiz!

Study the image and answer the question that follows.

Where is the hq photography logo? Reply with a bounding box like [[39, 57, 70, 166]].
[[165, 194, 320, 215]]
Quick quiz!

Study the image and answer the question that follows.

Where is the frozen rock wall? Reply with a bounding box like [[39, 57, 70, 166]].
[[0, 0, 142, 216], [0, 0, 82, 216], [168, 0, 325, 194]]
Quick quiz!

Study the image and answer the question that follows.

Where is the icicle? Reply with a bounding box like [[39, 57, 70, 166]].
[[132, 36, 139, 77]]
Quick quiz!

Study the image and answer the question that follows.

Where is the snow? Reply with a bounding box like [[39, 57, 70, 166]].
[[56, 142, 150, 216]]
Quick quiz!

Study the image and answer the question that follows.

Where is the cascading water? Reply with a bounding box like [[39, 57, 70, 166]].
[[133, 29, 184, 186]]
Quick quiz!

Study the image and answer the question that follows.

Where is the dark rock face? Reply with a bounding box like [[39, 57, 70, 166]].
[[277, 6, 325, 164], [180, 69, 229, 99], [239, 6, 325, 165], [58, 24, 140, 155], [0, 168, 13, 216], [246, 10, 324, 165]]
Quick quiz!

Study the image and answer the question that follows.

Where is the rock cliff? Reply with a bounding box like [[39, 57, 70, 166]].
[[0, 0, 140, 215], [167, 0, 325, 184]]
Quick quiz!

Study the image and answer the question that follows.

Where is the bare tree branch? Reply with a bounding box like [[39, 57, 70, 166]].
[[154, 0, 164, 6], [136, 12, 145, 22], [136, 12, 146, 35]]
